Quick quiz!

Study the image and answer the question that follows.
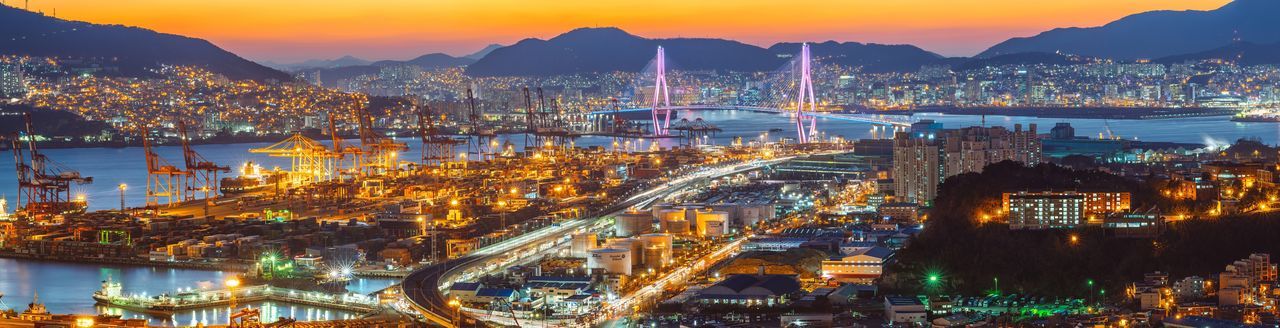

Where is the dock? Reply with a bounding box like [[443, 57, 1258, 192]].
[[94, 283, 380, 315]]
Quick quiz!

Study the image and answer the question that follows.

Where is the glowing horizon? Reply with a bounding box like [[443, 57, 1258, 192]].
[[20, 0, 1231, 62]]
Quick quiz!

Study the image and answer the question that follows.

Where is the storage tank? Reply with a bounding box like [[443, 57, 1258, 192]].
[[614, 211, 653, 237], [606, 238, 644, 266], [655, 209, 685, 223], [570, 233, 598, 258], [659, 218, 690, 234], [639, 234, 674, 268], [588, 248, 632, 275], [695, 210, 730, 237]]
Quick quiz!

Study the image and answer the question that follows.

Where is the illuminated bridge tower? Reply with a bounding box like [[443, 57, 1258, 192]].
[[651, 46, 673, 136], [795, 43, 818, 143]]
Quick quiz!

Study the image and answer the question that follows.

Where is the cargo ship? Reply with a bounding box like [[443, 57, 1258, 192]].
[[219, 162, 270, 194]]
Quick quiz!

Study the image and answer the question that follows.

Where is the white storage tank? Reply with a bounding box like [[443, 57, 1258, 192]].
[[614, 211, 653, 237], [606, 238, 645, 266], [570, 233, 598, 258], [588, 248, 632, 275]]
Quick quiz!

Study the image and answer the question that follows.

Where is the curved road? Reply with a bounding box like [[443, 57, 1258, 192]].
[[403, 157, 792, 327]]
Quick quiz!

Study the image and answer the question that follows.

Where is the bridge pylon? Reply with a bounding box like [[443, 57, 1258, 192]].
[[651, 46, 673, 136], [795, 43, 818, 143]]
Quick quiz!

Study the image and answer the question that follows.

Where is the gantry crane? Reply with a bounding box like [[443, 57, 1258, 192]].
[[11, 112, 92, 218], [249, 134, 335, 187], [328, 113, 364, 179], [178, 121, 229, 201], [415, 100, 464, 168], [464, 88, 496, 161], [142, 125, 189, 207], [353, 102, 407, 176]]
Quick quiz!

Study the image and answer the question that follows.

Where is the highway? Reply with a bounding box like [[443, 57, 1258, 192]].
[[402, 157, 792, 327]]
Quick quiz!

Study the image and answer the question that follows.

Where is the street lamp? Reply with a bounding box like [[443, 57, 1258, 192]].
[[448, 298, 461, 325], [118, 183, 127, 211], [225, 276, 241, 310]]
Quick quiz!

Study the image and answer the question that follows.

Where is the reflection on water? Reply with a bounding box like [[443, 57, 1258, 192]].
[[94, 301, 357, 327], [4, 110, 1276, 211], [0, 258, 397, 326]]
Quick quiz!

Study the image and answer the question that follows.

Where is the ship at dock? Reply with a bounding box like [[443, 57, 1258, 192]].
[[92, 275, 380, 316], [219, 161, 275, 195]]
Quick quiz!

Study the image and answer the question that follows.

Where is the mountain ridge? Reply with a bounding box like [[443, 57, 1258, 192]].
[[465, 27, 952, 76], [0, 4, 291, 82], [979, 0, 1280, 60]]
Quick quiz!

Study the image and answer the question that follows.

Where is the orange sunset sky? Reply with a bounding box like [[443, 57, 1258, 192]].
[[18, 0, 1232, 62]]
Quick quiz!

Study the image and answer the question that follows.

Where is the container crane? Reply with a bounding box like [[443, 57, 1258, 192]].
[[11, 112, 92, 218], [141, 125, 188, 207], [178, 121, 229, 201]]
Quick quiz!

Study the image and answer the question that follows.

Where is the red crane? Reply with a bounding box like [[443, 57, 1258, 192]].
[[178, 121, 229, 201], [10, 112, 92, 219], [141, 125, 188, 207]]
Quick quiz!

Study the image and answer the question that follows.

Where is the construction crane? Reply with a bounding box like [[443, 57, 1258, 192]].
[[415, 100, 464, 168], [10, 112, 92, 219], [353, 102, 407, 176], [142, 126, 189, 207], [178, 121, 229, 201]]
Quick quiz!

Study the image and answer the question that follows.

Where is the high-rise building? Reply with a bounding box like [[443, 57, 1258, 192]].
[[0, 63, 26, 99], [893, 121, 1042, 205], [892, 130, 941, 205]]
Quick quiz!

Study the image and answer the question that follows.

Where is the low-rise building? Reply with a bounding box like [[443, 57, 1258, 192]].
[[884, 295, 928, 325], [692, 274, 801, 307], [821, 246, 893, 284]]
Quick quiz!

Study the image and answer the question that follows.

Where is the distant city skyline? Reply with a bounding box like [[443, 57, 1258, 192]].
[[19, 0, 1230, 63]]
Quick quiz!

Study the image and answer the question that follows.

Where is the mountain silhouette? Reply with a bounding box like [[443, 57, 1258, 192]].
[[979, 0, 1280, 60], [297, 53, 475, 87], [465, 27, 948, 76], [1156, 41, 1280, 66], [0, 4, 290, 82]]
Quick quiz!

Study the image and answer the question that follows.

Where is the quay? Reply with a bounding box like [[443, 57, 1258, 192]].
[[93, 279, 380, 315]]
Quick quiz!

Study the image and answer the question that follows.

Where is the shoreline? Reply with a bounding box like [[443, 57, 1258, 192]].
[[852, 106, 1237, 120], [0, 251, 252, 272]]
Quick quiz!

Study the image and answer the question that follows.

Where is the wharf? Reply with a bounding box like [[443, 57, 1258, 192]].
[[94, 284, 379, 315]]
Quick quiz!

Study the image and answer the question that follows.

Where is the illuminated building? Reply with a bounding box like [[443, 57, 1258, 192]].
[[692, 274, 801, 307], [821, 246, 893, 284], [894, 122, 1042, 205], [0, 63, 24, 99], [1004, 191, 1085, 230]]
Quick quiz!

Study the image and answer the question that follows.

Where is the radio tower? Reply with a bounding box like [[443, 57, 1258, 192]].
[[650, 46, 673, 136], [795, 43, 818, 143]]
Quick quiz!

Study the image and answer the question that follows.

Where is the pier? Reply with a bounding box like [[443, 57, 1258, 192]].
[[94, 280, 380, 315]]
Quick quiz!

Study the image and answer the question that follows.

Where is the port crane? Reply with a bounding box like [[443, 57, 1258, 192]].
[[10, 112, 92, 218], [415, 99, 464, 168], [178, 121, 229, 201], [142, 125, 189, 207], [353, 102, 407, 176]]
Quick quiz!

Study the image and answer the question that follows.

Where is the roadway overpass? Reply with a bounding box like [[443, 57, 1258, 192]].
[[402, 157, 793, 327]]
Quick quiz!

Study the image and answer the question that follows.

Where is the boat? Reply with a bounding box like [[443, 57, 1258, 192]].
[[1231, 115, 1280, 123], [220, 162, 270, 194], [92, 275, 123, 304]]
